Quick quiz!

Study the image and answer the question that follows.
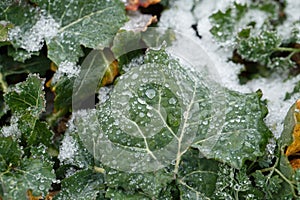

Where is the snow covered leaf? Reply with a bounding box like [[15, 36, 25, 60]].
[[193, 90, 271, 169], [53, 169, 104, 200], [4, 74, 45, 117], [210, 1, 279, 42], [30, 0, 127, 66], [58, 131, 94, 169], [0, 1, 42, 60], [237, 31, 281, 65], [209, 2, 247, 42], [0, 158, 55, 200]]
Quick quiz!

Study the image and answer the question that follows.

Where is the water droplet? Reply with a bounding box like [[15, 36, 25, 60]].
[[145, 89, 156, 99], [168, 97, 177, 105]]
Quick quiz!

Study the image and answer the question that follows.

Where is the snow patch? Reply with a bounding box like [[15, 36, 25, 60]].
[[9, 13, 59, 52], [1, 116, 21, 138], [58, 133, 79, 164], [52, 61, 80, 83]]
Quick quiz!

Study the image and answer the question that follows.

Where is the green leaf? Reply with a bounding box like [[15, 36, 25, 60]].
[[4, 74, 53, 146], [0, 22, 13, 42], [53, 169, 105, 200], [285, 81, 300, 100], [0, 158, 55, 199], [0, 53, 51, 77], [105, 168, 172, 199], [51, 76, 74, 112], [209, 3, 247, 42], [4, 74, 45, 117], [31, 0, 127, 66], [178, 149, 219, 199], [0, 137, 22, 171], [193, 90, 271, 169], [105, 188, 150, 200], [237, 30, 282, 65], [18, 115, 53, 146]]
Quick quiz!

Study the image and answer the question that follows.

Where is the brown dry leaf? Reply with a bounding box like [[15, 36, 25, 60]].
[[45, 62, 58, 88], [121, 11, 157, 32], [126, 0, 161, 11], [44, 191, 59, 200], [290, 159, 300, 169], [27, 190, 42, 200], [285, 100, 300, 156], [101, 60, 119, 86]]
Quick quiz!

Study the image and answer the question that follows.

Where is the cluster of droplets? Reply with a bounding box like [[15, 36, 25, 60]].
[[215, 164, 254, 199]]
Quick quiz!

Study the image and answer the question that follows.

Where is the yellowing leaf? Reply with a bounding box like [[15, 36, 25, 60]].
[[285, 100, 300, 156], [27, 189, 42, 200], [100, 60, 119, 86]]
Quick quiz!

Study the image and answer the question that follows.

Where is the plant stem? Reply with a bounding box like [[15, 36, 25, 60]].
[[0, 72, 8, 93], [274, 47, 300, 53]]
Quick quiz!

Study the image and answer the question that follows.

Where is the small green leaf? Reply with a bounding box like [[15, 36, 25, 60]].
[[0, 137, 22, 171], [237, 31, 282, 65], [53, 169, 105, 200], [178, 149, 219, 199], [0, 158, 55, 200], [4, 74, 45, 117]]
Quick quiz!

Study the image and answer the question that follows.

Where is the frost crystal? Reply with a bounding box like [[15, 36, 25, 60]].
[[9, 13, 59, 52], [98, 86, 113, 104], [58, 133, 78, 164], [1, 116, 21, 138], [52, 61, 80, 83]]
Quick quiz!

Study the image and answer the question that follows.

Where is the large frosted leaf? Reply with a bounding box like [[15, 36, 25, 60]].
[[32, 0, 127, 65], [193, 90, 271, 169], [75, 48, 218, 173]]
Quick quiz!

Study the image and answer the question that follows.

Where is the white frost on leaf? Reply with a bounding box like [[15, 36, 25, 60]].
[[0, 116, 21, 138], [98, 86, 113, 104], [58, 133, 79, 165], [9, 13, 59, 52], [52, 61, 80, 83]]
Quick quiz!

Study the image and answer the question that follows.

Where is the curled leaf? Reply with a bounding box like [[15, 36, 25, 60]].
[[285, 100, 300, 157]]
